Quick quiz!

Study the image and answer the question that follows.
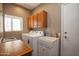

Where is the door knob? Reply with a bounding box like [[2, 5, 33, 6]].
[[64, 32, 67, 34], [64, 36, 67, 39]]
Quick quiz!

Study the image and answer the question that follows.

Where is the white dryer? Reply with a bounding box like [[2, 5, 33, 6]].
[[38, 36, 59, 56]]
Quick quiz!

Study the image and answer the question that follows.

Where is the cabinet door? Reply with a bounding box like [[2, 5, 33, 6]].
[[37, 12, 43, 28], [43, 11, 47, 28], [28, 16, 34, 29], [28, 16, 33, 29], [33, 15, 38, 28], [37, 11, 47, 28], [30, 16, 34, 29], [28, 11, 47, 29]]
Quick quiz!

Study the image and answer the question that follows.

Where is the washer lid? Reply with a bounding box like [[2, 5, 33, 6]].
[[39, 36, 59, 43], [38, 36, 59, 48]]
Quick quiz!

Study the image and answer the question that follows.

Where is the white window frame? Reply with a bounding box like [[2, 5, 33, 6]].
[[4, 14, 23, 32]]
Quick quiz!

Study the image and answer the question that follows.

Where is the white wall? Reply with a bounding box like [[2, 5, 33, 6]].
[[32, 3, 61, 36]]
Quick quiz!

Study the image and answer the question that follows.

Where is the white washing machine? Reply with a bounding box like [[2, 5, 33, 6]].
[[38, 36, 59, 56], [22, 31, 44, 56]]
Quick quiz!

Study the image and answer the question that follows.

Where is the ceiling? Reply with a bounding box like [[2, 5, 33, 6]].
[[16, 3, 40, 10]]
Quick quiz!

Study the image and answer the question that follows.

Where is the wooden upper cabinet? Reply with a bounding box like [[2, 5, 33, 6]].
[[37, 11, 47, 28], [33, 14, 38, 28], [27, 11, 47, 29], [28, 16, 34, 29], [30, 16, 34, 29]]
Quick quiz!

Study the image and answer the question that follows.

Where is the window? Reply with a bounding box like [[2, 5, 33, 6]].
[[5, 14, 23, 32]]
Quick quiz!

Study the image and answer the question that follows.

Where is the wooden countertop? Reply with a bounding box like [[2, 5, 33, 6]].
[[0, 40, 32, 56]]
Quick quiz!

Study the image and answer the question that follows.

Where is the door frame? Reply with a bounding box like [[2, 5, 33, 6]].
[[61, 4, 65, 56]]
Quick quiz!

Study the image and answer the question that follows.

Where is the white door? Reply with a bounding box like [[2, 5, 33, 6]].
[[61, 4, 79, 56]]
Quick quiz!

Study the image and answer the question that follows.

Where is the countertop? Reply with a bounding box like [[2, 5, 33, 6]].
[[0, 40, 32, 56]]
